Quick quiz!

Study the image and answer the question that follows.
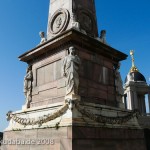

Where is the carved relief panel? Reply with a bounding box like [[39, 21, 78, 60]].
[[74, 0, 98, 37], [47, 0, 98, 39], [77, 10, 94, 35], [49, 9, 70, 35]]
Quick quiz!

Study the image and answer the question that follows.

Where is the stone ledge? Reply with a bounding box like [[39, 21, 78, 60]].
[[5, 102, 141, 132]]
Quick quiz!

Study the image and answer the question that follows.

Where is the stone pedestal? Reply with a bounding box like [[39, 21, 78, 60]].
[[5, 15, 150, 150], [2, 100, 147, 150], [4, 28, 150, 150], [3, 29, 132, 150], [18, 29, 127, 108], [2, 127, 147, 150]]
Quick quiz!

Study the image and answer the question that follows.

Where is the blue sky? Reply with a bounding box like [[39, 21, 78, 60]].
[[0, 0, 150, 132]]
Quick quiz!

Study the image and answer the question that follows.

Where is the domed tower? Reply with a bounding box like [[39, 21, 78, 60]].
[[124, 50, 150, 114]]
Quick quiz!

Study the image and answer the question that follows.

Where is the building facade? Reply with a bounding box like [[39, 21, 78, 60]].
[[124, 50, 150, 114]]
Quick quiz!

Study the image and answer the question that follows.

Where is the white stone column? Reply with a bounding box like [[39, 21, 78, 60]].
[[127, 91, 132, 110], [123, 94, 127, 109]]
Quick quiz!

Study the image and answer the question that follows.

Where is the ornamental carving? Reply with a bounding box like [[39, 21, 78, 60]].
[[76, 103, 140, 125], [77, 9, 94, 32], [62, 46, 81, 99], [23, 65, 33, 108], [7, 100, 140, 127], [7, 103, 69, 127], [49, 9, 70, 34]]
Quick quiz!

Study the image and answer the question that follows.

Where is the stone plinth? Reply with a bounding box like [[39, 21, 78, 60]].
[[19, 29, 127, 109], [2, 29, 130, 150], [2, 101, 147, 150], [2, 127, 147, 150], [5, 102, 140, 131]]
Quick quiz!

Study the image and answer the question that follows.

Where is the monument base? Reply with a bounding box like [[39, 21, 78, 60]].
[[2, 102, 148, 150], [2, 127, 147, 150]]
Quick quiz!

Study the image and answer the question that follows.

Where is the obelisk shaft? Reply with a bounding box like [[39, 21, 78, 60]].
[[47, 0, 98, 39]]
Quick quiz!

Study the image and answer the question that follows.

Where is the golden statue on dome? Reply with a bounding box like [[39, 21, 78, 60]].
[[130, 50, 139, 73]]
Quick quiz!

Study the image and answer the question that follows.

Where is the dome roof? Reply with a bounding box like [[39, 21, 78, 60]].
[[125, 72, 146, 83], [125, 50, 147, 84]]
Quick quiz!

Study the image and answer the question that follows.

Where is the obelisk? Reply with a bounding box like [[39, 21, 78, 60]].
[[47, 0, 98, 39]]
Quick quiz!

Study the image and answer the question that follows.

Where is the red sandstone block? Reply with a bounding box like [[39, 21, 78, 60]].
[[67, 127, 72, 139], [39, 88, 58, 98], [38, 81, 57, 92], [32, 101, 48, 107], [79, 50, 91, 60], [32, 95, 41, 102], [37, 129, 51, 139], [2, 145, 17, 150], [33, 50, 66, 69], [52, 97, 64, 103], [78, 87, 88, 96], [88, 88, 107, 99], [107, 86, 115, 94], [73, 140, 93, 150], [93, 64, 101, 81], [16, 145, 30, 150], [60, 139, 72, 150], [109, 78, 115, 86], [96, 54, 104, 65], [51, 127, 68, 139], [29, 144, 60, 150], [79, 78, 88, 87], [107, 94, 115, 101], [84, 98, 106, 105], [88, 80, 107, 91], [57, 87, 66, 96], [25, 130, 38, 139], [104, 60, 113, 69], [57, 79, 66, 89], [105, 100, 116, 107]]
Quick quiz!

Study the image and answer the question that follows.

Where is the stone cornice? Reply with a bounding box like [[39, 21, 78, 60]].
[[18, 29, 127, 63]]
